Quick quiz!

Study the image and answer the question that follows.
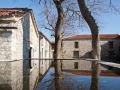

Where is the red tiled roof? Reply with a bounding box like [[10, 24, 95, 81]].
[[51, 41, 55, 44], [0, 8, 31, 17], [63, 34, 120, 40]]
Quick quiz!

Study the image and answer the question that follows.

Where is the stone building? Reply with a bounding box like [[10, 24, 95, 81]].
[[0, 8, 51, 90], [62, 34, 120, 71], [38, 31, 52, 75]]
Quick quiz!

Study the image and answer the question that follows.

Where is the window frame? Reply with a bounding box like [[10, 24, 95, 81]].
[[109, 41, 113, 48], [74, 42, 79, 48], [109, 51, 114, 59], [74, 62, 78, 69], [29, 47, 32, 69], [73, 51, 79, 58]]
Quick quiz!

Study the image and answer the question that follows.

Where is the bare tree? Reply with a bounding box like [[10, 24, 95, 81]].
[[77, 0, 120, 90], [38, 0, 85, 78], [39, 0, 84, 37], [37, 0, 120, 79], [52, 0, 64, 78]]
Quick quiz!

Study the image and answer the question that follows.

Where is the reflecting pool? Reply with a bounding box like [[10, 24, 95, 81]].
[[36, 68, 120, 90]]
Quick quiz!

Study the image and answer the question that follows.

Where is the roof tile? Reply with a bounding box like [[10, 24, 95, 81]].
[[63, 34, 120, 40], [0, 8, 31, 17]]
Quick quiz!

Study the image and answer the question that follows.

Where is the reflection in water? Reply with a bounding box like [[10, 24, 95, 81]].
[[36, 68, 120, 90], [36, 68, 90, 90], [90, 62, 101, 90], [54, 75, 61, 90]]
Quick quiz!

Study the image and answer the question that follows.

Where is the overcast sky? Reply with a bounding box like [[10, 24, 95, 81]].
[[1, 0, 120, 41]]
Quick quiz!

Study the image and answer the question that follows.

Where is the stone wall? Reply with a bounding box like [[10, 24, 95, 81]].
[[12, 20, 23, 60], [0, 60, 23, 90], [11, 61, 23, 90], [39, 36, 52, 75], [0, 30, 13, 90], [28, 13, 39, 90], [62, 60, 92, 71], [62, 40, 92, 59], [0, 11, 40, 90], [0, 31, 12, 60], [19, 12, 39, 90], [0, 61, 12, 90], [100, 39, 120, 61], [62, 39, 120, 71]]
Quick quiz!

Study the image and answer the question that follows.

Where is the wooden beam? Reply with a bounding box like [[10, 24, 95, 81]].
[[0, 27, 17, 29], [0, 20, 16, 23]]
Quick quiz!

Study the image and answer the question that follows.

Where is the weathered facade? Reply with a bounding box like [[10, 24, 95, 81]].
[[39, 31, 52, 75], [0, 8, 46, 90], [62, 34, 120, 71]]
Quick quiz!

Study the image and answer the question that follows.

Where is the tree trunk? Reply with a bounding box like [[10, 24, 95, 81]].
[[53, 0, 64, 78], [54, 75, 61, 90], [77, 0, 101, 90]]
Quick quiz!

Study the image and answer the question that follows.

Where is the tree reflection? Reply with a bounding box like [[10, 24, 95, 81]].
[[54, 73, 90, 90], [54, 74, 61, 90], [90, 62, 101, 90], [37, 68, 93, 90]]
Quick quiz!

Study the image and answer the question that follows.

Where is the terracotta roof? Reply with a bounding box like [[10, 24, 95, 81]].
[[0, 8, 31, 17], [63, 34, 120, 40], [51, 41, 55, 44]]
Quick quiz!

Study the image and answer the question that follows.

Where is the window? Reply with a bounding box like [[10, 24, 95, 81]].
[[74, 62, 78, 69], [109, 41, 113, 48], [29, 47, 32, 69], [75, 42, 78, 48], [45, 50, 47, 61], [52, 44, 54, 50], [73, 51, 79, 58], [42, 48, 43, 64], [109, 66, 113, 70], [109, 51, 114, 59]]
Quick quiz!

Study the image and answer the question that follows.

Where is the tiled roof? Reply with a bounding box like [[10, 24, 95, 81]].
[[0, 8, 31, 17], [51, 41, 55, 44], [63, 34, 120, 40]]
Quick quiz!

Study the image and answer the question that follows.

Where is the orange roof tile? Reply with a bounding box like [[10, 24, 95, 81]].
[[0, 8, 31, 17], [51, 41, 55, 44], [63, 34, 120, 40]]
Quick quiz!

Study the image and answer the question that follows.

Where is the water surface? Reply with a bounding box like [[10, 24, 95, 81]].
[[36, 68, 120, 90]]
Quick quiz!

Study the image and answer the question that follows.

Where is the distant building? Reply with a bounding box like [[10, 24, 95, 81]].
[[62, 34, 120, 71], [38, 31, 52, 75]]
